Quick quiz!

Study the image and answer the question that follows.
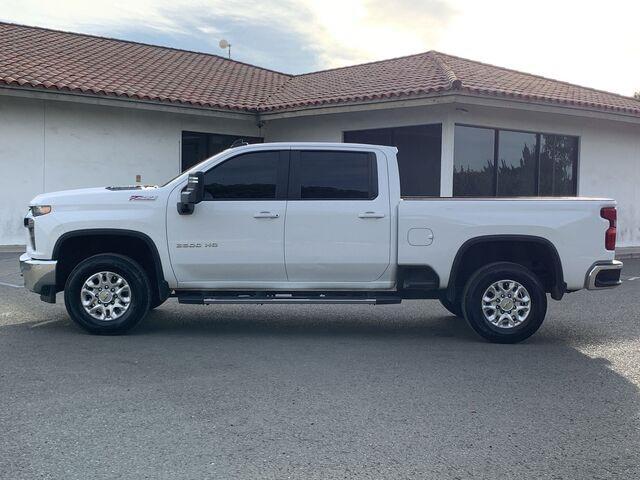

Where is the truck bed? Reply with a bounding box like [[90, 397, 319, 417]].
[[397, 197, 616, 291]]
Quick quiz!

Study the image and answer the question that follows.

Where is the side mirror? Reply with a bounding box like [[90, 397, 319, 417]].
[[177, 172, 205, 215]]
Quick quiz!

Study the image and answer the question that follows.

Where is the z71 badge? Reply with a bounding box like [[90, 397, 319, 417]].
[[176, 242, 218, 248]]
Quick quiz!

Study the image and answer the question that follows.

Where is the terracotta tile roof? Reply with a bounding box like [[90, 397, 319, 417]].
[[0, 22, 291, 111], [2, 22, 640, 118], [259, 52, 640, 116]]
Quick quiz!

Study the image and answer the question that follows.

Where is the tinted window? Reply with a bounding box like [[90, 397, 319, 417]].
[[539, 134, 578, 196], [295, 151, 375, 200], [453, 125, 578, 197], [497, 131, 537, 196], [204, 151, 279, 200], [453, 126, 495, 196], [344, 124, 441, 196]]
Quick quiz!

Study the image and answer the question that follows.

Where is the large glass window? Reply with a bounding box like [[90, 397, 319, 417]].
[[453, 126, 495, 196], [497, 131, 537, 196], [203, 151, 280, 200], [344, 124, 442, 197], [454, 125, 578, 197], [293, 151, 376, 200], [182, 131, 263, 171], [539, 134, 578, 196]]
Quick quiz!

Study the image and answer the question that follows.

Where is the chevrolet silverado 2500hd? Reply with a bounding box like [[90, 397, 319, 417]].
[[19, 142, 622, 343]]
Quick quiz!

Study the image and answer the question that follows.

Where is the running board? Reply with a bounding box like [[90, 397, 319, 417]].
[[177, 292, 401, 305]]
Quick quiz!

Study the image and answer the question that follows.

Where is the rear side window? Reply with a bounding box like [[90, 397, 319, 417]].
[[203, 151, 284, 200], [291, 150, 378, 200]]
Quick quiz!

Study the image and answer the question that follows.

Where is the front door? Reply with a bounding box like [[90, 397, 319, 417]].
[[167, 150, 289, 288], [284, 149, 391, 283]]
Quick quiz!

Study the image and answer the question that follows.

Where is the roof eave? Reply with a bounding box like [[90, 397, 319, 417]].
[[0, 83, 259, 120], [259, 90, 640, 125]]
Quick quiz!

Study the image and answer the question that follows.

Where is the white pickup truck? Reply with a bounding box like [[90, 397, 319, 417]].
[[20, 142, 622, 343]]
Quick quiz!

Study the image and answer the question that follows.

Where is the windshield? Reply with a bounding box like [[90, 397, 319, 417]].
[[161, 149, 229, 187]]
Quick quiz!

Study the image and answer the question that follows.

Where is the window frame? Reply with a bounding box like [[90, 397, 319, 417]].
[[201, 149, 290, 201], [454, 123, 579, 197], [288, 150, 379, 201]]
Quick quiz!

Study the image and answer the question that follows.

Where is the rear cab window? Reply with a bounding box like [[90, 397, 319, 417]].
[[289, 150, 378, 200]]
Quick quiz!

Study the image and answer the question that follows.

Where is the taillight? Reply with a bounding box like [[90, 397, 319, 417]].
[[600, 207, 617, 251]]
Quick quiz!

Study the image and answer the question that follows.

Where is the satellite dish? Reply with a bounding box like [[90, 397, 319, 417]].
[[219, 39, 229, 49]]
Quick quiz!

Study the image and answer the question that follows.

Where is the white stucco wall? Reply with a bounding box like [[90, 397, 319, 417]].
[[264, 104, 640, 247], [0, 94, 259, 244], [1, 92, 639, 247]]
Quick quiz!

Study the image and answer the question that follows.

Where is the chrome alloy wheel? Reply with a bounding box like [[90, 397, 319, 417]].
[[80, 271, 132, 321], [481, 279, 531, 329]]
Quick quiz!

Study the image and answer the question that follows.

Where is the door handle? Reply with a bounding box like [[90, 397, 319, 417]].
[[253, 211, 280, 219], [358, 211, 386, 219]]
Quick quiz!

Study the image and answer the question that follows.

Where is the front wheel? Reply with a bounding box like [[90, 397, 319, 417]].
[[64, 254, 152, 335], [461, 262, 547, 344]]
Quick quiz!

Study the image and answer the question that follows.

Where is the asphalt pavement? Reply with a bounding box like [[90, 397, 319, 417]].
[[1, 252, 639, 479]]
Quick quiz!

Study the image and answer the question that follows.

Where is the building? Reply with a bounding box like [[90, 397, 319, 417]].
[[1, 22, 639, 247]]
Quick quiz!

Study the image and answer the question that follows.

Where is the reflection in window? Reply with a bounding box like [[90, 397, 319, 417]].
[[497, 131, 537, 196], [539, 134, 578, 196], [453, 125, 578, 197], [453, 126, 495, 196]]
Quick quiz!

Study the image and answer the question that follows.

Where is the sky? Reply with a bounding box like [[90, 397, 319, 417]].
[[1, 0, 639, 96]]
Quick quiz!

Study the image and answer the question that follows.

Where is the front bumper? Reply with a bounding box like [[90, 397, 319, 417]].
[[19, 253, 57, 295], [585, 260, 623, 290]]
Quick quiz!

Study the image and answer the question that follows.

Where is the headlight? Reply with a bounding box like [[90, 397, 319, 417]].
[[30, 205, 52, 217]]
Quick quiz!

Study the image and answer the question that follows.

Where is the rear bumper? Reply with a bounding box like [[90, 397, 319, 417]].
[[19, 253, 57, 295], [585, 260, 623, 290]]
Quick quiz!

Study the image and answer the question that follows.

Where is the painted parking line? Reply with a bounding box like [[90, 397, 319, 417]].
[[625, 276, 640, 281], [0, 281, 22, 288]]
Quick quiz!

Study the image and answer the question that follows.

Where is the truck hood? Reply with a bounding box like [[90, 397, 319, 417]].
[[30, 186, 160, 206]]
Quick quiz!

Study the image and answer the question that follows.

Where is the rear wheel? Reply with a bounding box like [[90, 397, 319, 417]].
[[64, 254, 151, 334], [461, 262, 547, 344]]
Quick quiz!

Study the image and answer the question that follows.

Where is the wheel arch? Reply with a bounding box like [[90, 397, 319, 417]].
[[446, 235, 565, 302], [52, 229, 170, 303]]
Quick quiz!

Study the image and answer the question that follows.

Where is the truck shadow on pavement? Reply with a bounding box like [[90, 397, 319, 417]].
[[1, 300, 639, 478]]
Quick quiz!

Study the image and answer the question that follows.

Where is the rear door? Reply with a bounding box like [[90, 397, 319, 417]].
[[284, 149, 391, 283]]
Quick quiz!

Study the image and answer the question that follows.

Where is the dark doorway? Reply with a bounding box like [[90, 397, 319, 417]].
[[181, 131, 263, 171], [343, 124, 442, 197]]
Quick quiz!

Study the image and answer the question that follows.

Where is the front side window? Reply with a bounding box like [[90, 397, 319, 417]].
[[203, 151, 281, 200], [454, 125, 578, 197], [292, 151, 377, 200]]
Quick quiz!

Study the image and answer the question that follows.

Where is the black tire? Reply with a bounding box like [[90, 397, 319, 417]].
[[64, 254, 152, 335], [461, 262, 547, 344], [438, 295, 463, 317]]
